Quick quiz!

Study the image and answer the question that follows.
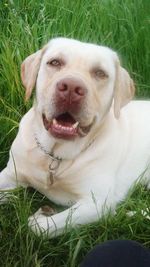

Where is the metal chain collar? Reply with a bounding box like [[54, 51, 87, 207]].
[[34, 135, 62, 185], [34, 133, 97, 185]]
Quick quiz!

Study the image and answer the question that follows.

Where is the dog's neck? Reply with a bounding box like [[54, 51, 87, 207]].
[[34, 127, 97, 161]]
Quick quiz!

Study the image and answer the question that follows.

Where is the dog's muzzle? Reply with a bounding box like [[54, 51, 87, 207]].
[[42, 77, 94, 140]]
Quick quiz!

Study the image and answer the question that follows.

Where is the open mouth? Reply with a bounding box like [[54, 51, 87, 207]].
[[42, 112, 92, 139]]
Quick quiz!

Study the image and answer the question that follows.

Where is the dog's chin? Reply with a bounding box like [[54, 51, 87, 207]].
[[42, 112, 94, 140]]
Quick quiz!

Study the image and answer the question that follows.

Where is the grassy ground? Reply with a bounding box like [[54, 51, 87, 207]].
[[0, 0, 150, 266]]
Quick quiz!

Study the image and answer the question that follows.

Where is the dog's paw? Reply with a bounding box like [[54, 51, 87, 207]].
[[28, 214, 49, 236], [28, 206, 57, 237]]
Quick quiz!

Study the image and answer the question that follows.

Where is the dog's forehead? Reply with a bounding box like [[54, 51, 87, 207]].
[[43, 38, 116, 65]]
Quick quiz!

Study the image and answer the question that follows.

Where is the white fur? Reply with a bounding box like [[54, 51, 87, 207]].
[[0, 38, 150, 237]]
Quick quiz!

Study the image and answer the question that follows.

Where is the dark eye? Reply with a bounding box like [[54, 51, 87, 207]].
[[95, 69, 108, 79], [47, 59, 61, 67]]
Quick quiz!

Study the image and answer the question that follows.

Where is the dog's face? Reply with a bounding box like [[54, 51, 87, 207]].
[[21, 38, 135, 141]]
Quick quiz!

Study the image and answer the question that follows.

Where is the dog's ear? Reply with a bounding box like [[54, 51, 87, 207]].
[[21, 49, 43, 100], [114, 60, 135, 119]]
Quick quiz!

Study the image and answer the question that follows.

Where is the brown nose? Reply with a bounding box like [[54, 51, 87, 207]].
[[56, 78, 86, 104]]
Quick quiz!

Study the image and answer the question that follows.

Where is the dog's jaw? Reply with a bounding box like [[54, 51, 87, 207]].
[[42, 112, 94, 140]]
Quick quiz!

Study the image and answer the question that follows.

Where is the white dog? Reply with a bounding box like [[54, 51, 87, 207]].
[[0, 38, 150, 237]]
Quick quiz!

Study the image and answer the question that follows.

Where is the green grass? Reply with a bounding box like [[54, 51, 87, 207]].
[[0, 0, 150, 266]]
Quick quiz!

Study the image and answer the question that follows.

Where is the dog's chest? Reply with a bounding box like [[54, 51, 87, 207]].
[[22, 152, 81, 205]]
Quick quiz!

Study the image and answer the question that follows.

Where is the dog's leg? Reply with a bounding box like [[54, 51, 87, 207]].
[[0, 167, 19, 203], [28, 198, 106, 238]]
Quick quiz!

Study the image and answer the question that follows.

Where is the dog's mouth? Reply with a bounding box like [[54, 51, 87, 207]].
[[42, 112, 93, 139]]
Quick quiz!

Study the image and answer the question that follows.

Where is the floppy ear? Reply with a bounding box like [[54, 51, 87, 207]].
[[21, 49, 43, 100], [114, 62, 135, 119]]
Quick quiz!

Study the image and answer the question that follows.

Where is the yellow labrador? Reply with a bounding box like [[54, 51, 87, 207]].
[[0, 38, 150, 237]]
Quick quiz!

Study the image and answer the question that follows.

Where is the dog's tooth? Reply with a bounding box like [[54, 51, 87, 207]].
[[53, 118, 57, 125], [72, 121, 79, 129]]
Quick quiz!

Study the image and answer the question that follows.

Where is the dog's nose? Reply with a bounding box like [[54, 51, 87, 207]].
[[56, 78, 86, 103]]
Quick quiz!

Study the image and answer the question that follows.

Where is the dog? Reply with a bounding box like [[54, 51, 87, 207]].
[[0, 37, 150, 237]]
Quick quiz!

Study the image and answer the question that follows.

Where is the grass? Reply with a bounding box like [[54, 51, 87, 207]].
[[0, 0, 150, 266]]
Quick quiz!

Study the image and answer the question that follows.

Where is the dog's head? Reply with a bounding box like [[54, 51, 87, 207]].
[[21, 38, 135, 141]]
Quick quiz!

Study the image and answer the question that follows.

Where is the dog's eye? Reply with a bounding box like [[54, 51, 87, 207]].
[[47, 59, 61, 67], [95, 69, 108, 79]]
